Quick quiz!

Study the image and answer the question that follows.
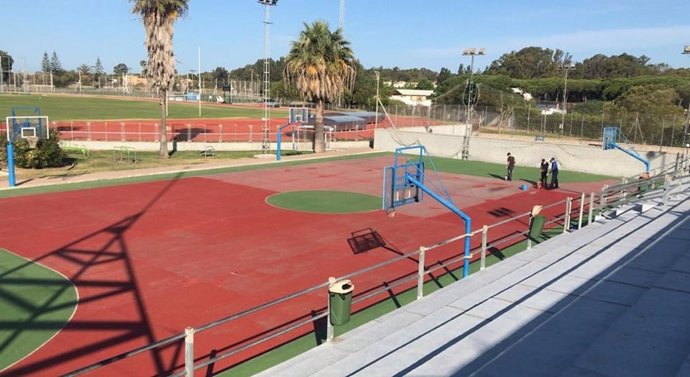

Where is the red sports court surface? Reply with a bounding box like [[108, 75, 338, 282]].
[[0, 155, 606, 376]]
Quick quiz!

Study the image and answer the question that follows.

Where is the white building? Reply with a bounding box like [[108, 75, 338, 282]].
[[390, 89, 434, 107]]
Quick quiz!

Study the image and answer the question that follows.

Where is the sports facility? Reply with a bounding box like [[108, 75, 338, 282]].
[[0, 97, 617, 375]]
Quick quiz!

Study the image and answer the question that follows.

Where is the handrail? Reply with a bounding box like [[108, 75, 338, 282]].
[[64, 189, 606, 376]]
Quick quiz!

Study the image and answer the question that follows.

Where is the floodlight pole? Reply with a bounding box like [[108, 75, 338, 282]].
[[259, 0, 278, 154], [339, 0, 345, 30], [462, 48, 485, 125], [559, 62, 575, 135], [375, 71, 380, 128], [198, 47, 201, 117], [683, 45, 690, 154]]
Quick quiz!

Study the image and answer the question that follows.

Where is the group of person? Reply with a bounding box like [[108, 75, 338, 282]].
[[505, 152, 559, 190], [539, 157, 559, 189]]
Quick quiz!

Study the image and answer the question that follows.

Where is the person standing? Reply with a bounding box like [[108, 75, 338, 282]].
[[550, 157, 559, 189], [506, 152, 516, 181], [539, 158, 549, 189]]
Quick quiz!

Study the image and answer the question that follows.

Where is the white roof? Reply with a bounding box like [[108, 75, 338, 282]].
[[394, 89, 434, 96]]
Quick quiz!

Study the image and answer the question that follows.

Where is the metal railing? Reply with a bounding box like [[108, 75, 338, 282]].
[[66, 188, 607, 377], [67, 168, 690, 377]]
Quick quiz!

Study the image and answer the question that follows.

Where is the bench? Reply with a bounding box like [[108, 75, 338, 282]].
[[113, 146, 137, 163], [200, 145, 215, 157], [62, 144, 89, 156]]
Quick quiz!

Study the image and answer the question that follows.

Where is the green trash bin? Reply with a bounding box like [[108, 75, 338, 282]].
[[529, 214, 546, 241], [329, 279, 354, 326]]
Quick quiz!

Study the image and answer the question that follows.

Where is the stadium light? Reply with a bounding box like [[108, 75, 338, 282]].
[[462, 48, 485, 123], [559, 62, 575, 134], [258, 0, 278, 154]]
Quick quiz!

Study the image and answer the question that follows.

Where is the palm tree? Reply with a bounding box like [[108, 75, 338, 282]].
[[284, 21, 356, 153], [131, 0, 188, 158]]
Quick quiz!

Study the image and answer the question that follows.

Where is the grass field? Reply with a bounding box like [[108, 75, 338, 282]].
[[0, 93, 289, 120], [0, 249, 77, 372]]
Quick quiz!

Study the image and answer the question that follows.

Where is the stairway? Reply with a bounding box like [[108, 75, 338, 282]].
[[257, 185, 690, 377]]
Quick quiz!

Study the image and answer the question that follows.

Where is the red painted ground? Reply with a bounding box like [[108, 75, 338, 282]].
[[0, 156, 608, 376]]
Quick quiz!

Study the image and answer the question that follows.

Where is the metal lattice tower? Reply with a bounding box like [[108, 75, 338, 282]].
[[461, 48, 485, 160], [339, 0, 345, 29], [259, 0, 278, 153]]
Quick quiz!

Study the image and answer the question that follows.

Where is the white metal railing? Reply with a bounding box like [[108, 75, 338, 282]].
[[66, 191, 597, 377]]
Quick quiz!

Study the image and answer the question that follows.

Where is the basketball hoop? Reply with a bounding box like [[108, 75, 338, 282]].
[[26, 136, 39, 149]]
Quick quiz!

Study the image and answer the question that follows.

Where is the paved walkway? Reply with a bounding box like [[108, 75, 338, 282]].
[[257, 181, 690, 376]]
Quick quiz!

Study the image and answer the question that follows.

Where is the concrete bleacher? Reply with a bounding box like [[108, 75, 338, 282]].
[[257, 181, 690, 376]]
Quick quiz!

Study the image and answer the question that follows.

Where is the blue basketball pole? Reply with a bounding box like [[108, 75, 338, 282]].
[[7, 143, 16, 187], [406, 174, 473, 278]]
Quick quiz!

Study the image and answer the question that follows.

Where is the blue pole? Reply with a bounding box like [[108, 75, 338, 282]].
[[613, 143, 650, 173], [276, 129, 282, 161], [7, 143, 16, 187], [406, 174, 473, 278]]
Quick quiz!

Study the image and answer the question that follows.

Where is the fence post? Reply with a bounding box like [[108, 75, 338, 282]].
[[588, 192, 595, 225], [481, 225, 488, 271], [187, 124, 192, 142], [578, 193, 585, 230], [663, 174, 671, 209], [564, 197, 572, 233], [184, 327, 194, 377], [417, 247, 426, 300], [105, 122, 108, 142], [87, 121, 91, 141], [70, 121, 74, 141], [219, 124, 223, 143], [138, 122, 142, 142], [326, 277, 335, 342], [155, 123, 159, 142], [120, 122, 125, 142], [600, 186, 607, 211]]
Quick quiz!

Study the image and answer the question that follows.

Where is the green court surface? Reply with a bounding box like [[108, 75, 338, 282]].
[[0, 94, 287, 121], [0, 249, 77, 371], [422, 156, 614, 182], [267, 191, 381, 213]]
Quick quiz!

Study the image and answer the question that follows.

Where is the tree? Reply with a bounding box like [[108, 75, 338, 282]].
[[131, 0, 189, 159], [211, 66, 229, 83], [0, 51, 13, 85], [41, 52, 51, 72], [94, 57, 104, 88], [50, 51, 64, 74], [284, 21, 356, 153], [113, 63, 130, 76], [487, 47, 570, 79]]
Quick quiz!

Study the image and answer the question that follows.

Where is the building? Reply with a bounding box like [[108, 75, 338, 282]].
[[390, 89, 434, 107]]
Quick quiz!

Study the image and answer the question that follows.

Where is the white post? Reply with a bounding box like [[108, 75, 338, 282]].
[[663, 174, 671, 209], [326, 277, 335, 342], [588, 192, 595, 225], [417, 247, 425, 300], [578, 192, 585, 230], [480, 225, 488, 270], [184, 327, 194, 377], [564, 197, 572, 233]]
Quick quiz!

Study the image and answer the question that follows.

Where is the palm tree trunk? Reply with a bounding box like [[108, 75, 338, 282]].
[[314, 99, 325, 153], [159, 89, 169, 158]]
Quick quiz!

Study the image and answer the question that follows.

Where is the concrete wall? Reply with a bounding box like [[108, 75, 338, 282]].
[[61, 140, 371, 153], [374, 129, 678, 177]]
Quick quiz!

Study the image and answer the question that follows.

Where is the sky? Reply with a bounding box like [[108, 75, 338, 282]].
[[1, 0, 689, 75]]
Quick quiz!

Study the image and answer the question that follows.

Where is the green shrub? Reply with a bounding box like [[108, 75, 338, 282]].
[[0, 130, 66, 169]]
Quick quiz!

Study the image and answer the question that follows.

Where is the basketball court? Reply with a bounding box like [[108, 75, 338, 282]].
[[0, 148, 610, 376]]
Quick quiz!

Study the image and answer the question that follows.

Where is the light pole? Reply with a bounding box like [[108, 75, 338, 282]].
[[462, 48, 485, 125], [461, 48, 485, 160], [683, 45, 690, 155], [258, 0, 278, 154], [559, 61, 575, 135], [374, 71, 380, 128]]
